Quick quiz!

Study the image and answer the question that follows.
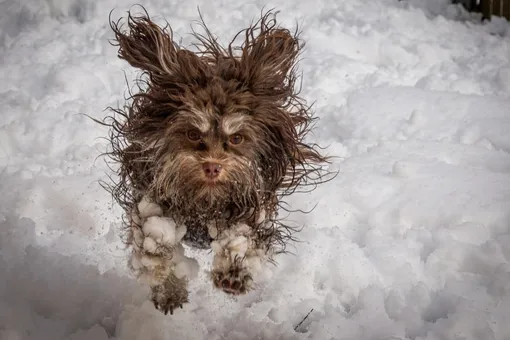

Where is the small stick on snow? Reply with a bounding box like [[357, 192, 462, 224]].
[[293, 308, 314, 332]]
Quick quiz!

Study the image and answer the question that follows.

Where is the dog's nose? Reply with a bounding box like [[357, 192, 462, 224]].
[[202, 162, 222, 178]]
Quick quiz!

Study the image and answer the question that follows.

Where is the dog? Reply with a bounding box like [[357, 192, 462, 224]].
[[99, 7, 331, 315]]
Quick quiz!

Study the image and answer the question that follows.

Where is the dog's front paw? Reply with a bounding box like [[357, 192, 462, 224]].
[[150, 273, 189, 315], [210, 224, 269, 295], [211, 262, 253, 295]]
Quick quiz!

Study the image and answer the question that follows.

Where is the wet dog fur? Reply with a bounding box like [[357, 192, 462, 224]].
[[96, 7, 332, 314]]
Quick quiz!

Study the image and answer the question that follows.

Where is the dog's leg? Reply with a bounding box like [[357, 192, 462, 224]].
[[128, 197, 199, 314], [209, 210, 273, 295]]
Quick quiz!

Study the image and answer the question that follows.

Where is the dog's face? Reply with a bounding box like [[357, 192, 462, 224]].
[[153, 100, 266, 214], [174, 110, 255, 185], [107, 12, 329, 221]]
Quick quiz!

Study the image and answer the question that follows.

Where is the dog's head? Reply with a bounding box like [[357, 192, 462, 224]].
[[106, 9, 329, 221]]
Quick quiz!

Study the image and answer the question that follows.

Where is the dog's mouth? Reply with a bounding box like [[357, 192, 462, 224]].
[[203, 178, 222, 186]]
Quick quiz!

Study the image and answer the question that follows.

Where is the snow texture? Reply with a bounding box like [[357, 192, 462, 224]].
[[1, 0, 510, 339], [142, 216, 186, 248], [130, 200, 197, 287]]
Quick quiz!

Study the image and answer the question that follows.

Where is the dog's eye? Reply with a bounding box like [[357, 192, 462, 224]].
[[187, 129, 201, 141], [229, 134, 243, 145]]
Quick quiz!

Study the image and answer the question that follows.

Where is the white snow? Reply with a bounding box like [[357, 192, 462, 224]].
[[2, 0, 510, 339], [130, 207, 197, 286], [142, 216, 186, 247], [137, 197, 163, 219], [173, 254, 200, 280]]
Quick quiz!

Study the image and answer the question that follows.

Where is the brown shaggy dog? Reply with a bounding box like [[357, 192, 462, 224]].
[[98, 7, 331, 315]]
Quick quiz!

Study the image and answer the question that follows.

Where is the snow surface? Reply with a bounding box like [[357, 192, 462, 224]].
[[2, 0, 510, 339]]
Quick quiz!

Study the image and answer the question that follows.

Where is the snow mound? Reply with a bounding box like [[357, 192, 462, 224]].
[[1, 0, 510, 339]]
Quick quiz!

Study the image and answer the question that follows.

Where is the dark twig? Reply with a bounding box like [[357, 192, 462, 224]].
[[294, 308, 314, 332]]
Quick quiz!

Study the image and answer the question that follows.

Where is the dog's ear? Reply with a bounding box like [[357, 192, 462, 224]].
[[239, 15, 301, 97], [110, 11, 204, 83]]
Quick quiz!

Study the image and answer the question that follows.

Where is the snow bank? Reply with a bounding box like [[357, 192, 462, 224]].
[[291, 86, 510, 339], [1, 0, 510, 339], [0, 213, 144, 340]]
